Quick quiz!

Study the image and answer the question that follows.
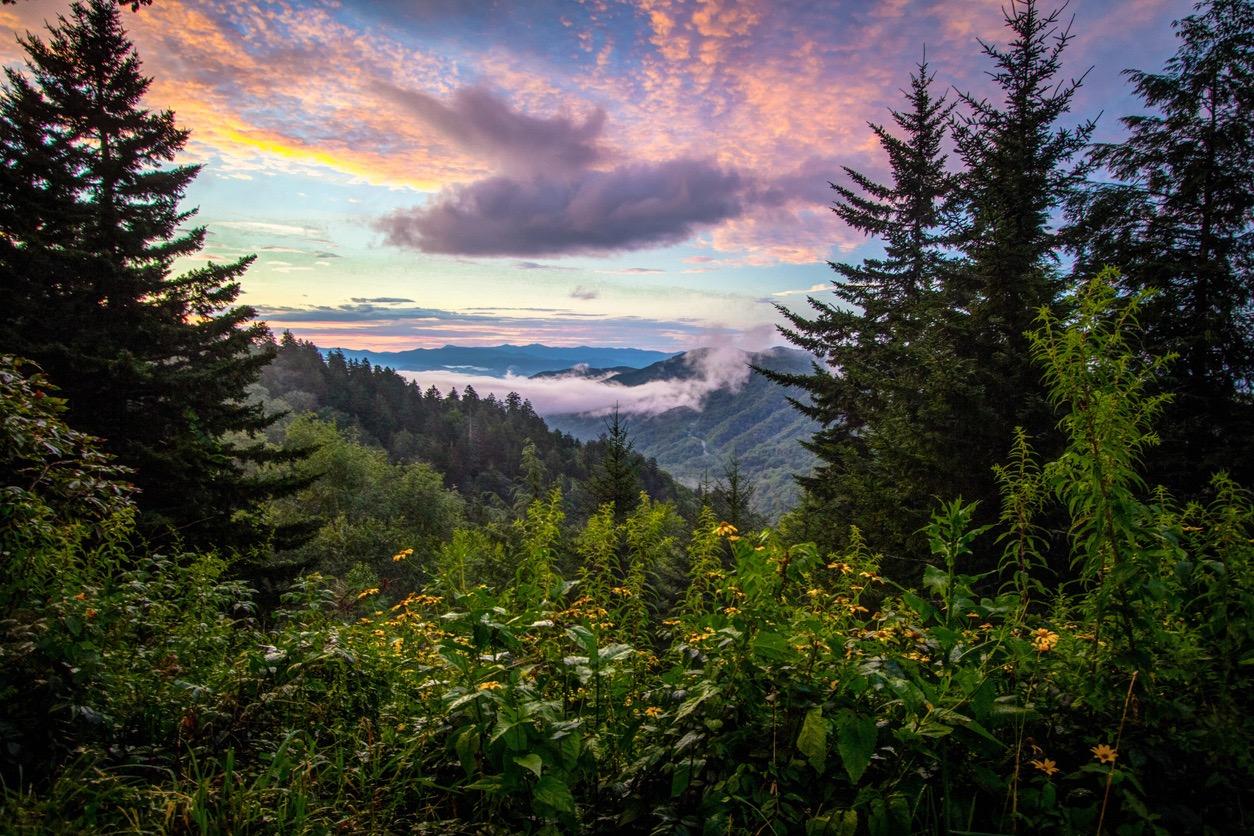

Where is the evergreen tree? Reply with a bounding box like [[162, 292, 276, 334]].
[[588, 406, 641, 523], [771, 1, 1091, 569], [763, 56, 956, 559], [948, 0, 1094, 490], [0, 0, 287, 543], [712, 454, 759, 533], [1068, 0, 1254, 492]]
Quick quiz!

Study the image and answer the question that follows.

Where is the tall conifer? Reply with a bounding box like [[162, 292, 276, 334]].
[[0, 0, 286, 543], [762, 57, 956, 558], [588, 406, 641, 523], [948, 0, 1093, 482], [1069, 0, 1254, 492]]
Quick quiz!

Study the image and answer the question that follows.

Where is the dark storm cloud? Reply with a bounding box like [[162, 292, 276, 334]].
[[376, 158, 745, 257]]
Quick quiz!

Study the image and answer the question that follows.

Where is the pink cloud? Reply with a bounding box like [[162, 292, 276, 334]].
[[0, 0, 1194, 265]]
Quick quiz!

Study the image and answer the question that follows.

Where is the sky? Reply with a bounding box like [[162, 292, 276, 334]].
[[0, 0, 1195, 352]]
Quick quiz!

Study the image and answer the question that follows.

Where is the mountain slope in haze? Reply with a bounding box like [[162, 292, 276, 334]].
[[259, 336, 696, 521], [543, 347, 817, 520], [325, 344, 676, 378]]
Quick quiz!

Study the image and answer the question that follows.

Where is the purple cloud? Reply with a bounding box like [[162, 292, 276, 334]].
[[377, 158, 744, 257], [383, 84, 606, 176]]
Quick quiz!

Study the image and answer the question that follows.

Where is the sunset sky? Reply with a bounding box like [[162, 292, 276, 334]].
[[1, 0, 1193, 351]]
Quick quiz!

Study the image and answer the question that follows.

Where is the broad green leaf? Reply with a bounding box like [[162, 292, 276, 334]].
[[836, 711, 877, 784], [671, 759, 705, 797], [797, 707, 828, 773], [751, 630, 794, 663], [514, 753, 543, 778], [491, 720, 528, 751], [533, 774, 575, 815], [922, 564, 949, 595], [454, 728, 479, 777]]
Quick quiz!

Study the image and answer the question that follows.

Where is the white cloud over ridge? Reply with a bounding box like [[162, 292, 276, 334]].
[[396, 345, 752, 417]]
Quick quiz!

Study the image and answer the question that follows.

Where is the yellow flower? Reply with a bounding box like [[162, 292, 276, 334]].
[[73, 592, 87, 602], [477, 680, 504, 691], [1091, 743, 1117, 764], [610, 586, 634, 597], [1032, 629, 1060, 652], [723, 606, 741, 616], [357, 587, 380, 600], [827, 562, 852, 574], [644, 706, 663, 719], [714, 522, 738, 537], [1030, 758, 1059, 777], [391, 547, 414, 562]]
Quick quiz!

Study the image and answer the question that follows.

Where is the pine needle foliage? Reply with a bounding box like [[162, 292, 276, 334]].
[[0, 0, 293, 544], [1068, 0, 1254, 493]]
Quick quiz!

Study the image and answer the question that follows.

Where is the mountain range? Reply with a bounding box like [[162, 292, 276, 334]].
[[542, 347, 817, 519], [324, 344, 675, 378]]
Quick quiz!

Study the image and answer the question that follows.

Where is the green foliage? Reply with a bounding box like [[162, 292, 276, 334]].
[[588, 407, 641, 523], [1068, 0, 1254, 494], [682, 506, 723, 618], [258, 334, 695, 523], [512, 488, 567, 607], [773, 1, 1098, 574], [0, 0, 294, 545], [0, 3, 1250, 833], [576, 503, 620, 616], [994, 427, 1051, 603], [2, 271, 1252, 831], [621, 493, 684, 640], [763, 52, 957, 564], [266, 415, 464, 585]]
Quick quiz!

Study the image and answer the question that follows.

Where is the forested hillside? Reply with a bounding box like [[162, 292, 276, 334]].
[[257, 333, 692, 519], [545, 347, 817, 519], [1, 1, 1251, 834]]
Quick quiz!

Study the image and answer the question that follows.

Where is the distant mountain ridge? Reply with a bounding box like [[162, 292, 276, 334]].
[[543, 347, 817, 520], [324, 344, 676, 378]]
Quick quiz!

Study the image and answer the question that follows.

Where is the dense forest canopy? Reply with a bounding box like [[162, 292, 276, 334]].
[[1, 1, 1251, 833]]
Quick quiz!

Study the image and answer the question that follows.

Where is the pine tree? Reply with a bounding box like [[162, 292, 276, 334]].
[[762, 56, 956, 558], [948, 0, 1094, 484], [588, 406, 641, 523], [0, 0, 287, 544], [1069, 0, 1254, 492], [713, 454, 759, 533]]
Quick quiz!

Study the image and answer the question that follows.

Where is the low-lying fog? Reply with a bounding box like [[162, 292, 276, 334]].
[[397, 345, 753, 417]]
